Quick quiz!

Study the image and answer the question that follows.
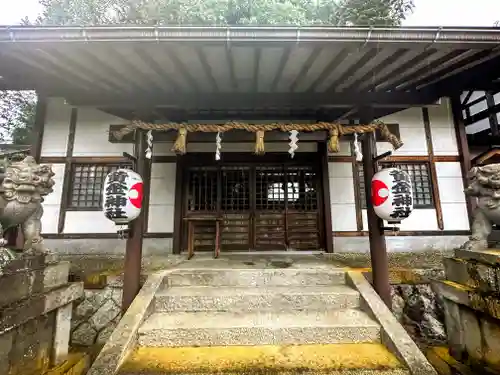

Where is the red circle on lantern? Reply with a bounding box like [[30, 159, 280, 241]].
[[129, 182, 143, 209], [371, 179, 389, 207]]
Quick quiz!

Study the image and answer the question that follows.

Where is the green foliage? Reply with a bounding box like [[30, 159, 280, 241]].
[[4, 0, 414, 145], [0, 91, 36, 145], [32, 0, 414, 26]]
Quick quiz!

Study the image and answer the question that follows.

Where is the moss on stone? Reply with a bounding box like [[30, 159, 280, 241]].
[[120, 344, 404, 374]]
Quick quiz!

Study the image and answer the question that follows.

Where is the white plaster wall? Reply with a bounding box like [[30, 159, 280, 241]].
[[428, 98, 459, 156], [148, 163, 176, 233], [376, 106, 428, 156], [64, 211, 117, 233], [61, 162, 177, 234], [40, 100, 469, 240], [328, 162, 357, 231], [73, 108, 132, 156], [436, 162, 469, 231], [41, 163, 65, 233], [361, 209, 439, 232], [333, 236, 468, 253], [41, 98, 71, 157], [335, 100, 466, 232], [328, 141, 351, 156]]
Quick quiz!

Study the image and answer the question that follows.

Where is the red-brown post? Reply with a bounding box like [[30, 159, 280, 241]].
[[122, 129, 151, 313], [450, 95, 475, 226], [360, 113, 392, 310]]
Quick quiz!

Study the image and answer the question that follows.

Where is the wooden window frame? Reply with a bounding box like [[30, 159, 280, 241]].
[[66, 162, 132, 211], [356, 161, 435, 210]]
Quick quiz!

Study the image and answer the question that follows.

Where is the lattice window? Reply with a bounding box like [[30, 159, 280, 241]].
[[357, 163, 434, 209], [68, 163, 131, 210], [256, 166, 286, 211], [221, 166, 250, 211], [187, 167, 218, 212], [286, 166, 318, 211]]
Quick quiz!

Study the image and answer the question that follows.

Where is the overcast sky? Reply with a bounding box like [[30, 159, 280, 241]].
[[0, 0, 499, 26]]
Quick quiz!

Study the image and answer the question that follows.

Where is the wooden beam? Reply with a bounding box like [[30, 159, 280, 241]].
[[172, 156, 185, 255], [451, 95, 475, 226], [43, 232, 174, 239], [30, 94, 47, 163], [68, 91, 439, 109], [319, 142, 334, 253], [464, 102, 500, 126], [122, 129, 151, 313], [360, 110, 392, 310], [351, 142, 364, 231], [57, 107, 77, 234], [422, 108, 444, 230], [108, 124, 401, 144], [109, 126, 329, 143], [40, 155, 177, 164], [486, 91, 500, 136]]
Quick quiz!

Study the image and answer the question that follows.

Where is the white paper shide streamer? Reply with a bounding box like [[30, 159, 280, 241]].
[[215, 131, 222, 160], [289, 130, 299, 158], [145, 130, 153, 159], [353, 133, 363, 162]]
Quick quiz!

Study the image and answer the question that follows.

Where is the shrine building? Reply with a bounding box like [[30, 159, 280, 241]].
[[1, 25, 499, 257]]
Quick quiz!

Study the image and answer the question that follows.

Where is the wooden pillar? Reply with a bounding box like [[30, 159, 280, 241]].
[[360, 112, 392, 310], [422, 108, 444, 230], [30, 93, 47, 163], [319, 142, 334, 253], [172, 156, 185, 255], [58, 107, 77, 234], [122, 129, 151, 313], [450, 95, 475, 226], [486, 91, 499, 136]]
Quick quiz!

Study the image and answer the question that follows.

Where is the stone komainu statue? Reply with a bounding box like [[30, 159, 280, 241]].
[[0, 155, 55, 254], [462, 163, 500, 251]]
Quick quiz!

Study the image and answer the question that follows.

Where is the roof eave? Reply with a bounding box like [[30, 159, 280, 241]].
[[1, 25, 500, 48]]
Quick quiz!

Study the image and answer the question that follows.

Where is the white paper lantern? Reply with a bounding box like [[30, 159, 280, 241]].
[[371, 167, 413, 222], [103, 168, 143, 225]]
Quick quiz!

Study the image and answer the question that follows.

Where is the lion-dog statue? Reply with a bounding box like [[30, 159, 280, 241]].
[[461, 163, 500, 251], [0, 155, 55, 255]]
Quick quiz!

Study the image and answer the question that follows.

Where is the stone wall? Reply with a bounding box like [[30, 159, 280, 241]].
[[71, 282, 123, 347], [433, 248, 500, 373], [0, 255, 83, 375], [392, 284, 447, 348], [1, 311, 56, 375]]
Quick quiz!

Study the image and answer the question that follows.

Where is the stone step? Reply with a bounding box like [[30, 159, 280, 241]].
[[155, 285, 360, 312], [0, 261, 70, 308], [454, 248, 500, 266], [164, 268, 347, 287], [443, 257, 499, 293], [138, 309, 380, 347], [120, 370, 408, 375], [119, 344, 408, 375]]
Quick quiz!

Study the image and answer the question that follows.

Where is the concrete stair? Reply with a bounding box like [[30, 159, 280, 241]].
[[138, 268, 380, 347], [164, 268, 347, 287], [139, 309, 380, 346], [120, 343, 409, 375], [117, 265, 415, 374], [154, 285, 361, 312]]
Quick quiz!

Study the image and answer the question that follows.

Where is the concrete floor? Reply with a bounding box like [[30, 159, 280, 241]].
[[60, 250, 451, 281], [175, 253, 338, 270]]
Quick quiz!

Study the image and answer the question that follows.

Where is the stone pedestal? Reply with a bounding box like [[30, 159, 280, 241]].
[[432, 248, 500, 373], [0, 254, 84, 375]]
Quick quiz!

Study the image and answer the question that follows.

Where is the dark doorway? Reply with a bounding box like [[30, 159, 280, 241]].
[[182, 153, 324, 252]]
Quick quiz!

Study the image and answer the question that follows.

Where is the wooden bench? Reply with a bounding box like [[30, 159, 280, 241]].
[[183, 216, 223, 259]]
